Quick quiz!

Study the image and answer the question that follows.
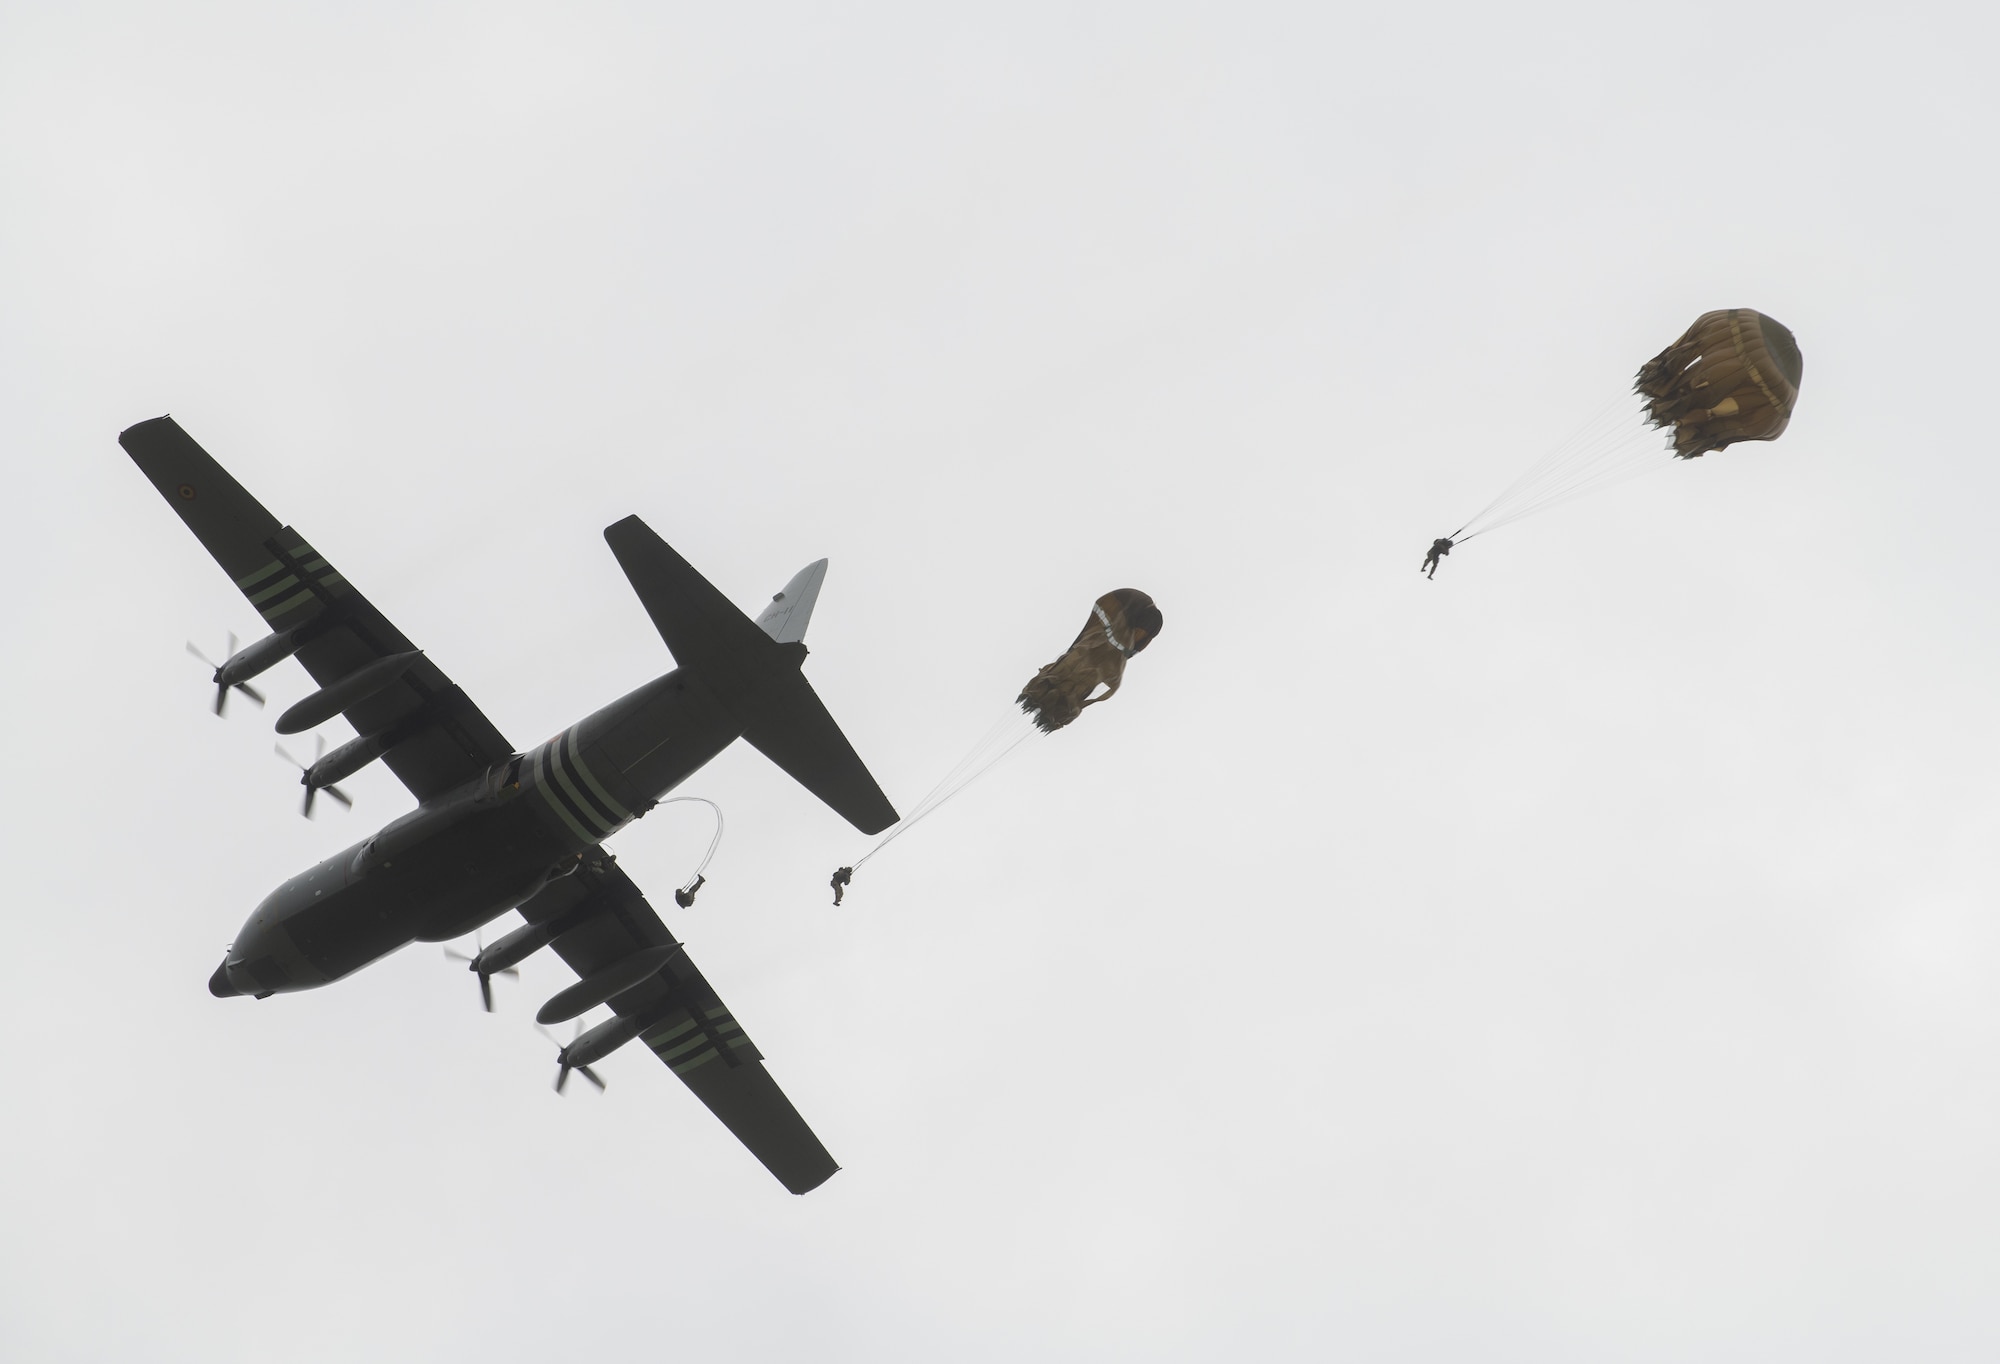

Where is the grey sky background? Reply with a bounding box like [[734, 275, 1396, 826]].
[[5, 2, 2000, 1360]]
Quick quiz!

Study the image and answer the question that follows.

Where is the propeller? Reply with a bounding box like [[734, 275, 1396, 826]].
[[186, 632, 266, 716], [536, 1020, 606, 1095], [274, 734, 353, 818], [443, 931, 520, 1012]]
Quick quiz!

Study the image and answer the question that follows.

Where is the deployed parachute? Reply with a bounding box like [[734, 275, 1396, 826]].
[[832, 589, 1164, 898], [1017, 589, 1163, 733], [1635, 309, 1803, 458], [1441, 308, 1805, 548]]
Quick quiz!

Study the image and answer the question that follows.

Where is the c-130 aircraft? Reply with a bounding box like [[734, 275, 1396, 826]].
[[123, 416, 899, 1194]]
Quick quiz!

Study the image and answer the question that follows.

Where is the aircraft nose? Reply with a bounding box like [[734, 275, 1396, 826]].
[[208, 958, 243, 998]]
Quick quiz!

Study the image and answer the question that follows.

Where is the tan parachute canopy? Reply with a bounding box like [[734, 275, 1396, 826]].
[[1635, 309, 1804, 458], [1018, 589, 1163, 734]]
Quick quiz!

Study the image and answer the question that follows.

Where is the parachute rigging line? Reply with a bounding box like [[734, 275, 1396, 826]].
[[1452, 395, 1633, 535], [652, 796, 725, 894], [852, 707, 1043, 871], [1452, 396, 1674, 542]]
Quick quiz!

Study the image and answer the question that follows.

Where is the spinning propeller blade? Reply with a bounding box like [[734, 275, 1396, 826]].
[[275, 735, 351, 818], [537, 1021, 606, 1094], [187, 632, 266, 717], [443, 932, 520, 1012]]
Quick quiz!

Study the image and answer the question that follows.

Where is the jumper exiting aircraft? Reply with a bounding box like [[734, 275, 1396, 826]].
[[122, 416, 899, 1194]]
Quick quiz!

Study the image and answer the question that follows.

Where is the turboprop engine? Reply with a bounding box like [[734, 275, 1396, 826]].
[[276, 650, 422, 735], [186, 627, 301, 716], [538, 1013, 654, 1093]]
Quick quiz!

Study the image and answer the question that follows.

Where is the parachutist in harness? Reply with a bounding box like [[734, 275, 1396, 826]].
[[673, 875, 705, 909], [1422, 537, 1454, 579], [830, 866, 853, 906]]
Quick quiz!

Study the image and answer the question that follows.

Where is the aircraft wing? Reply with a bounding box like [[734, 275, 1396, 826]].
[[516, 861, 839, 1194], [120, 416, 515, 802]]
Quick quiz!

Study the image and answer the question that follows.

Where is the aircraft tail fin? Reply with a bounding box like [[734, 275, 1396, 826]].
[[603, 516, 898, 836], [754, 559, 826, 645]]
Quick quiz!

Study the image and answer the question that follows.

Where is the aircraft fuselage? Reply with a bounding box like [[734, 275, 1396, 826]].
[[212, 665, 739, 998]]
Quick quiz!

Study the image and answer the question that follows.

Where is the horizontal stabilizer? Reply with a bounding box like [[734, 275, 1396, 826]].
[[736, 671, 898, 835], [604, 517, 898, 836]]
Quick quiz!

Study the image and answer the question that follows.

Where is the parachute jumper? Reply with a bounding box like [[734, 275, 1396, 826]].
[[1437, 308, 1805, 551], [1421, 537, 1453, 579], [650, 796, 723, 906], [830, 589, 1164, 901]]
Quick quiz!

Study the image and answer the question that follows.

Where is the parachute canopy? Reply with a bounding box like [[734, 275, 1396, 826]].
[[1018, 589, 1162, 734], [1636, 309, 1803, 459]]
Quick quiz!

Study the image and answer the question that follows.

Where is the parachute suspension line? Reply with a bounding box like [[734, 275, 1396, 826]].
[[1453, 396, 1673, 541], [852, 707, 1043, 871], [653, 796, 725, 893], [906, 709, 1025, 811], [854, 724, 1037, 870], [1462, 429, 1666, 539], [853, 708, 1039, 868], [1449, 394, 1634, 539], [1467, 426, 1672, 535], [1455, 396, 1648, 537]]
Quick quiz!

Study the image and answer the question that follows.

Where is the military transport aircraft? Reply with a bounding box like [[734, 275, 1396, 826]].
[[122, 416, 899, 1195]]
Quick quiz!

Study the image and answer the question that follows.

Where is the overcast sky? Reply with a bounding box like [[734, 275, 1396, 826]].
[[6, 3, 2000, 1360]]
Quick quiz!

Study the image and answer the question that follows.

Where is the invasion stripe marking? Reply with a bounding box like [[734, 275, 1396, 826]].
[[261, 589, 317, 618], [671, 1048, 720, 1076], [564, 736, 630, 822], [555, 730, 621, 831], [248, 574, 300, 605], [300, 557, 327, 572], [539, 740, 614, 839], [646, 1017, 698, 1045], [534, 740, 587, 819], [549, 733, 618, 837], [654, 1033, 712, 1063], [535, 783, 596, 844], [531, 745, 598, 845], [235, 560, 286, 589]]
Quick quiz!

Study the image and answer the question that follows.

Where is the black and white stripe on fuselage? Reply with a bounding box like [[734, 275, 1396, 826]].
[[526, 725, 634, 849]]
